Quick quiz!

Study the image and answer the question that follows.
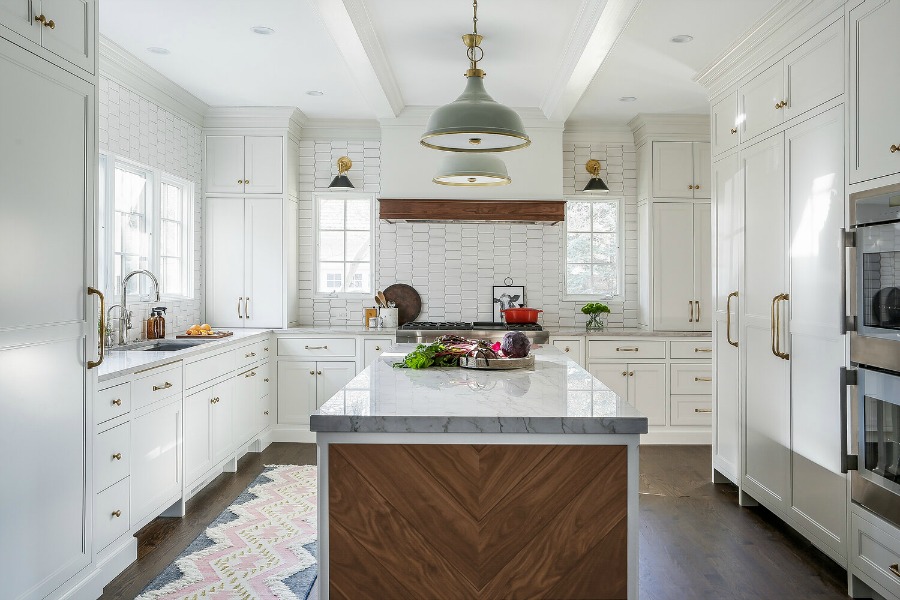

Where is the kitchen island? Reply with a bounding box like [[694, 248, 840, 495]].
[[311, 344, 648, 599]]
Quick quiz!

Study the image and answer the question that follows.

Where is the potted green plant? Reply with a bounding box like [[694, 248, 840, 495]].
[[581, 302, 611, 330]]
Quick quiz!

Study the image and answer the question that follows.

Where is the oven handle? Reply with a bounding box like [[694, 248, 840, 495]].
[[841, 367, 859, 473], [841, 228, 856, 334]]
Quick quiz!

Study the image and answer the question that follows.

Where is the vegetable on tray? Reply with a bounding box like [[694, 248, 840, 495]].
[[394, 334, 529, 369]]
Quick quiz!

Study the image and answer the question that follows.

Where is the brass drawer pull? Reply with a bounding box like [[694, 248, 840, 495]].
[[112, 510, 122, 518], [694, 408, 713, 414], [112, 453, 122, 460], [890, 564, 900, 578], [689, 300, 694, 322], [730, 127, 737, 134], [245, 352, 256, 358], [694, 376, 712, 382], [305, 345, 328, 350], [726, 291, 739, 348], [245, 371, 256, 378], [694, 348, 712, 353], [616, 347, 639, 352], [892, 145, 899, 153], [112, 398, 122, 406], [152, 382, 173, 391]]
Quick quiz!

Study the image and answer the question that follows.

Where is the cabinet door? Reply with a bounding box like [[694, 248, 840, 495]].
[[786, 106, 847, 556], [131, 400, 181, 525], [206, 136, 245, 194], [712, 92, 739, 156], [693, 203, 712, 330], [0, 45, 93, 599], [0, 0, 39, 44], [232, 368, 260, 446], [783, 18, 842, 122], [713, 319, 740, 483], [244, 197, 283, 328], [629, 363, 667, 427], [277, 361, 317, 425], [741, 61, 784, 142], [692, 143, 711, 199], [588, 363, 630, 399], [39, 0, 93, 73], [205, 196, 245, 328], [850, 0, 900, 184], [211, 380, 233, 463], [652, 202, 696, 330], [652, 141, 694, 198], [316, 361, 358, 409], [183, 388, 212, 485], [551, 338, 583, 368], [363, 338, 393, 368], [244, 136, 283, 194], [742, 132, 790, 509], [713, 153, 742, 314]]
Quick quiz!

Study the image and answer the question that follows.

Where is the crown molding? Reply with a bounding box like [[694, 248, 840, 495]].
[[99, 36, 208, 127], [694, 0, 845, 98], [204, 107, 306, 139], [300, 119, 382, 141], [628, 113, 710, 147], [384, 106, 565, 130], [562, 127, 634, 145]]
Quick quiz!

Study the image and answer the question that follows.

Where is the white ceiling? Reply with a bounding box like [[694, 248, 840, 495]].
[[99, 0, 783, 126]]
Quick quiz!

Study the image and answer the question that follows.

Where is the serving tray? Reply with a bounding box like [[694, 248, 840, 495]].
[[458, 354, 535, 370], [175, 331, 234, 339]]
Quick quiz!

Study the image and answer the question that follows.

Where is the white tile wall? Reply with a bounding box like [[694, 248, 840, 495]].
[[98, 76, 203, 339], [296, 139, 638, 330]]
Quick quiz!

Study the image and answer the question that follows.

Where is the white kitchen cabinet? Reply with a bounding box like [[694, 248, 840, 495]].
[[205, 135, 283, 195], [184, 387, 214, 486], [0, 39, 94, 600], [277, 360, 357, 426], [782, 19, 842, 123], [590, 362, 666, 426], [363, 337, 394, 368], [131, 398, 181, 526], [652, 141, 710, 199], [211, 380, 234, 464], [550, 337, 584, 368], [850, 0, 900, 184], [0, 0, 94, 74], [740, 62, 784, 142], [712, 91, 739, 156], [652, 202, 711, 331], [206, 196, 290, 328], [234, 363, 270, 446]]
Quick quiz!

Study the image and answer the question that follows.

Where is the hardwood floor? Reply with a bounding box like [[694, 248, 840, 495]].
[[102, 443, 848, 599]]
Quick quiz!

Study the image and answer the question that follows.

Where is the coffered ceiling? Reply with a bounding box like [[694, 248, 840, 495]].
[[99, 0, 783, 126]]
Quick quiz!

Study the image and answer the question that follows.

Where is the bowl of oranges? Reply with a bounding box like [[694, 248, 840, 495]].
[[184, 324, 215, 336]]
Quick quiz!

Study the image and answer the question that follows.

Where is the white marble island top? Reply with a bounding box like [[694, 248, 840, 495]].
[[310, 344, 648, 435]]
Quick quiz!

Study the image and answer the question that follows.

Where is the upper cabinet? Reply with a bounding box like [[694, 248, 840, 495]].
[[206, 135, 284, 195], [0, 0, 94, 75], [652, 141, 711, 199], [712, 92, 739, 157], [850, 0, 900, 185]]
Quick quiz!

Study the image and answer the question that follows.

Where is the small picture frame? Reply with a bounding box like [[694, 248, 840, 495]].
[[493, 285, 526, 322]]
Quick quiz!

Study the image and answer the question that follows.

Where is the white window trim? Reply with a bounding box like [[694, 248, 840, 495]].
[[562, 195, 625, 302], [313, 191, 377, 299], [99, 150, 195, 301]]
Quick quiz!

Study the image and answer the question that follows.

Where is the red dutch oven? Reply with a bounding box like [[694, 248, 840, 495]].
[[501, 307, 543, 324]]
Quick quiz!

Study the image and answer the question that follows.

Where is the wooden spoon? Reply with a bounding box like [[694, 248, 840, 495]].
[[377, 290, 387, 307]]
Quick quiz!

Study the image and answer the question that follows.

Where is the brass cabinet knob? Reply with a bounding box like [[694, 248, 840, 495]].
[[621, 371, 628, 376], [44, 18, 55, 28], [564, 346, 570, 352], [375, 345, 381, 351], [688, 184, 694, 189], [238, 179, 244, 184], [34, 14, 45, 24], [210, 398, 216, 404], [629, 371, 635, 376], [317, 370, 323, 375], [310, 370, 315, 375], [245, 179, 250, 184], [112, 453, 122, 460], [775, 100, 788, 109], [112, 510, 122, 518], [264, 378, 270, 382], [694, 184, 700, 190], [112, 398, 122, 406], [245, 352, 256, 358], [264, 347, 269, 351], [264, 411, 269, 415], [730, 127, 738, 134], [891, 144, 899, 153]]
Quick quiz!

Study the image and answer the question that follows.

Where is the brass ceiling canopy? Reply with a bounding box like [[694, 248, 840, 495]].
[[583, 159, 610, 193]]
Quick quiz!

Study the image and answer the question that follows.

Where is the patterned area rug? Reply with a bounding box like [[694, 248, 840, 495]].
[[137, 465, 318, 600]]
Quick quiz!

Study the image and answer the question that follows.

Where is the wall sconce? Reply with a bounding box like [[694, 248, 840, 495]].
[[583, 159, 609, 193], [328, 156, 354, 190]]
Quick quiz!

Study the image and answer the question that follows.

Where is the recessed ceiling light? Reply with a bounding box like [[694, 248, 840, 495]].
[[619, 96, 638, 102], [146, 47, 170, 55], [306, 90, 325, 97], [670, 34, 694, 44], [251, 26, 275, 35]]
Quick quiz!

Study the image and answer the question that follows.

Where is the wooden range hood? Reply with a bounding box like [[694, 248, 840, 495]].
[[378, 198, 566, 224]]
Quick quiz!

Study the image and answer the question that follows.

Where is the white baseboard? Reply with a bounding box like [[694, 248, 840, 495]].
[[269, 425, 316, 444], [53, 537, 137, 600]]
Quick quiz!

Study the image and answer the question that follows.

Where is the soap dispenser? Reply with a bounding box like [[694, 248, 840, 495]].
[[147, 306, 167, 340]]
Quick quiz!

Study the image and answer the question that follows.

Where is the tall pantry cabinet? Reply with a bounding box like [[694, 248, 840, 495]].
[[0, 2, 99, 599], [702, 2, 848, 569]]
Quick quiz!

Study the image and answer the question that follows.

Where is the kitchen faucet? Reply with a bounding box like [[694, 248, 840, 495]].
[[119, 269, 160, 345]]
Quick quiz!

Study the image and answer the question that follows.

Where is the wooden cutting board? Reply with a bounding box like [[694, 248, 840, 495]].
[[175, 331, 234, 339], [383, 283, 422, 325]]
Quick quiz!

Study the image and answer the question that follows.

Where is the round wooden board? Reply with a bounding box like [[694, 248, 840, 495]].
[[382, 283, 422, 325]]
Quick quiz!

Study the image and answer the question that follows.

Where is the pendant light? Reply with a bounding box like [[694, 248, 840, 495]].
[[328, 156, 354, 190], [582, 159, 609, 193], [420, 0, 530, 153], [433, 153, 511, 186]]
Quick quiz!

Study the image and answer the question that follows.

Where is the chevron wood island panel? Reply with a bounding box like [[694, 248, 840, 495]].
[[329, 444, 629, 599]]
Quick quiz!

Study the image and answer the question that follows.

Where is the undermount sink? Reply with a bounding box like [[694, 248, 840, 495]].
[[110, 339, 216, 352]]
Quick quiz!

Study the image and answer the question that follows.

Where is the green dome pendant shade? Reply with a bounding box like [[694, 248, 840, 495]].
[[433, 153, 511, 186]]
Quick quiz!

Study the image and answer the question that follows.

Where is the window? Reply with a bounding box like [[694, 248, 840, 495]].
[[315, 194, 374, 296], [99, 153, 194, 298], [564, 198, 622, 298]]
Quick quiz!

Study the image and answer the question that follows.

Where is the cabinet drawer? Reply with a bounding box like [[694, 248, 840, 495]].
[[363, 338, 394, 368], [670, 341, 713, 359], [132, 362, 183, 411], [184, 349, 236, 390], [671, 395, 713, 426], [94, 421, 130, 493], [94, 477, 130, 552], [278, 337, 357, 358], [671, 364, 713, 394], [552, 339, 583, 363], [95, 382, 131, 425], [588, 340, 666, 360], [852, 511, 900, 599], [237, 339, 268, 371]]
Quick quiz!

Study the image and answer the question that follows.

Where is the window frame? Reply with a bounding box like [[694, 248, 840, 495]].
[[313, 191, 376, 299], [99, 151, 195, 301], [562, 195, 625, 302]]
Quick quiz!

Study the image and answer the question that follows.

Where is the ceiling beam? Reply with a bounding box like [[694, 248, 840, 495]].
[[541, 0, 641, 123], [308, 0, 404, 119]]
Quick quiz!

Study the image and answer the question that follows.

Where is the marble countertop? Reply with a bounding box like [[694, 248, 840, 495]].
[[310, 345, 648, 435], [548, 327, 712, 338]]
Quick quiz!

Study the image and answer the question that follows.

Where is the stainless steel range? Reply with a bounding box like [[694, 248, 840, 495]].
[[395, 321, 549, 344]]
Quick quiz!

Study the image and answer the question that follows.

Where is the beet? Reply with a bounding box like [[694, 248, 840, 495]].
[[500, 331, 531, 358]]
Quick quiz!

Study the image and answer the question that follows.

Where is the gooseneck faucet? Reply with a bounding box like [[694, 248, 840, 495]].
[[119, 269, 160, 345]]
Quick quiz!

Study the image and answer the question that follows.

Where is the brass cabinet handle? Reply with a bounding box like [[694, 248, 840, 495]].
[[35, 14, 53, 28], [238, 297, 243, 319], [245, 352, 256, 358], [152, 382, 173, 391], [695, 300, 701, 323], [694, 408, 713, 413], [890, 564, 900, 578], [88, 287, 105, 369], [891, 145, 899, 153], [730, 127, 738, 134], [317, 370, 323, 375], [771, 293, 790, 360], [694, 348, 712, 353], [689, 300, 695, 323], [112, 453, 122, 460], [305, 345, 328, 350], [770, 294, 779, 357], [616, 347, 639, 352], [245, 296, 250, 319], [112, 398, 122, 406], [245, 371, 256, 378], [112, 510, 122, 518], [726, 291, 739, 347], [694, 377, 713, 382]]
